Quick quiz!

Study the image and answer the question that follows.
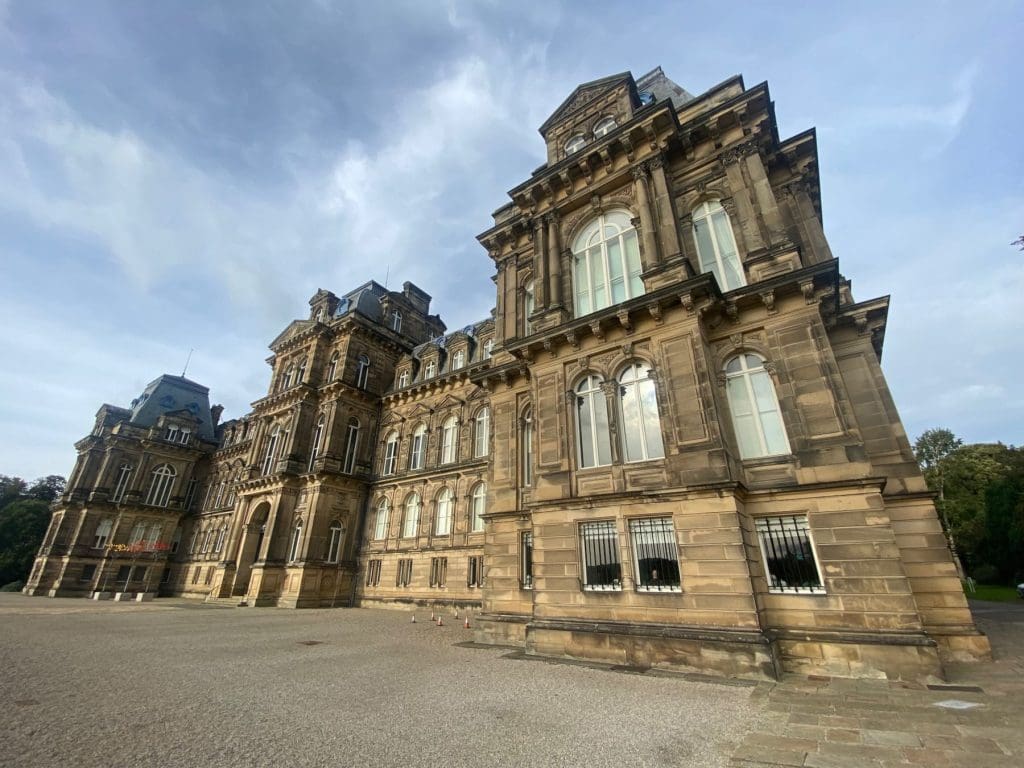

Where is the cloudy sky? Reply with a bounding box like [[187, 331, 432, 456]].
[[0, 0, 1021, 480]]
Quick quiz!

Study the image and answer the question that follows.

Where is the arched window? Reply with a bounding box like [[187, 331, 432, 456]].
[[435, 487, 453, 535], [262, 426, 280, 475], [409, 424, 427, 470], [565, 134, 586, 155], [170, 526, 182, 554], [724, 354, 790, 459], [356, 354, 370, 389], [441, 416, 458, 464], [692, 200, 745, 291], [398, 370, 410, 388], [470, 482, 487, 532], [343, 417, 360, 474], [326, 352, 339, 383], [146, 464, 176, 507], [283, 364, 295, 390], [147, 523, 162, 547], [521, 407, 533, 487], [326, 522, 343, 563], [425, 360, 436, 378], [214, 525, 227, 554], [484, 339, 494, 359], [618, 362, 665, 462], [130, 521, 147, 545], [288, 520, 303, 562], [297, 358, 307, 383], [373, 498, 390, 540], [392, 311, 402, 333], [93, 518, 113, 549], [382, 431, 399, 475], [593, 116, 617, 138], [308, 416, 325, 472], [474, 407, 490, 458], [214, 479, 226, 509], [572, 210, 643, 316], [402, 493, 421, 539], [452, 349, 465, 370], [523, 280, 535, 335], [575, 375, 611, 468], [201, 528, 213, 553], [111, 463, 133, 503]]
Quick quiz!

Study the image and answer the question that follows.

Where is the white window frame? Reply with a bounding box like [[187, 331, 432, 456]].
[[326, 522, 343, 564], [425, 360, 436, 378], [474, 407, 490, 458], [565, 134, 586, 155], [523, 280, 535, 335], [440, 416, 458, 464], [93, 518, 113, 549], [326, 352, 339, 383], [262, 427, 281, 476], [309, 416, 325, 472], [145, 464, 176, 507], [755, 515, 825, 595], [288, 521, 303, 563], [356, 354, 370, 389], [343, 417, 360, 474], [392, 311, 402, 332], [691, 200, 745, 291], [398, 370, 410, 388], [111, 463, 133, 503], [470, 482, 486, 533], [373, 499, 390, 540], [402, 494, 421, 539], [382, 431, 399, 475], [452, 349, 465, 369], [435, 487, 453, 536], [571, 210, 644, 317], [575, 375, 611, 469], [724, 354, 790, 459], [593, 116, 617, 138], [618, 362, 665, 463], [409, 424, 427, 470]]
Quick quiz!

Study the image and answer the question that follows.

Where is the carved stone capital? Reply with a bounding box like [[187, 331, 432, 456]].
[[631, 164, 649, 181], [680, 291, 695, 315], [800, 279, 816, 304], [647, 152, 665, 170], [616, 309, 632, 333], [589, 320, 604, 341], [648, 303, 663, 324], [760, 289, 776, 314]]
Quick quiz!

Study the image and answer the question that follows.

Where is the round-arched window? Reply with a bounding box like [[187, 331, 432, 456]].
[[572, 210, 644, 316]]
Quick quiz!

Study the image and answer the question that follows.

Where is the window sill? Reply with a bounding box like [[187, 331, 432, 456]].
[[583, 586, 622, 592], [767, 587, 826, 595], [636, 586, 682, 594], [740, 453, 796, 467]]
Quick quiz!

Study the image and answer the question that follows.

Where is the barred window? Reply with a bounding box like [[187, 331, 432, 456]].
[[365, 559, 382, 587], [430, 557, 447, 587], [467, 555, 484, 588], [396, 558, 413, 587], [629, 518, 680, 592], [755, 516, 824, 594], [580, 520, 621, 590], [521, 532, 533, 589]]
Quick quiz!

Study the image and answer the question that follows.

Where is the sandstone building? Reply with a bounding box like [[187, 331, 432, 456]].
[[25, 67, 990, 681]]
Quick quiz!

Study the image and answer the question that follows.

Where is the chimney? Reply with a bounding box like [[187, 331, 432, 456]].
[[210, 404, 224, 428]]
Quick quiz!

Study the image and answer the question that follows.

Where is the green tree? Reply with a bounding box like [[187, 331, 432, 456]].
[[0, 475, 27, 510], [0, 499, 52, 585], [938, 444, 1010, 569], [27, 475, 65, 502]]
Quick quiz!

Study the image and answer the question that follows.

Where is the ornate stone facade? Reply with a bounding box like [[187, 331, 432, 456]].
[[25, 67, 990, 681]]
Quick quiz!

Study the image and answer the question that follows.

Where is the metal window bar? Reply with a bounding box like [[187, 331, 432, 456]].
[[755, 516, 824, 593], [580, 521, 621, 590], [521, 532, 533, 588], [629, 518, 681, 591]]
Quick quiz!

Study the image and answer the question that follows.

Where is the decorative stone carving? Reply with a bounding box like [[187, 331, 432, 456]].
[[725, 302, 739, 323], [621, 341, 634, 358], [729, 333, 743, 348], [800, 279, 816, 304], [648, 303, 663, 324], [616, 309, 632, 332], [760, 290, 776, 314], [680, 292, 695, 315], [589, 320, 604, 341], [564, 330, 579, 349]]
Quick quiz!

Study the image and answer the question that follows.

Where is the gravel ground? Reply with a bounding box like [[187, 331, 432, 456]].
[[0, 594, 763, 768]]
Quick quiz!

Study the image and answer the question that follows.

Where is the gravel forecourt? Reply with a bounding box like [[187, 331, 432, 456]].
[[0, 595, 764, 768]]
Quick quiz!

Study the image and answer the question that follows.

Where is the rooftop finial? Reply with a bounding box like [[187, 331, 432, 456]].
[[181, 348, 194, 378]]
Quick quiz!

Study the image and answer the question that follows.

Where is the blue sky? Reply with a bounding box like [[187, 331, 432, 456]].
[[0, 0, 1021, 480]]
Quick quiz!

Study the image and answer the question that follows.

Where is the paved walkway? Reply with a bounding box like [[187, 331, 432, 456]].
[[730, 600, 1024, 767]]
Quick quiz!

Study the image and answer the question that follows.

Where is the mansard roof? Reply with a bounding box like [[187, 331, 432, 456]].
[[128, 374, 215, 440]]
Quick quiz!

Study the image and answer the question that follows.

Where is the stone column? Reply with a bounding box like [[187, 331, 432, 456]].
[[533, 218, 548, 307], [545, 213, 562, 308], [722, 153, 765, 252], [744, 151, 786, 244], [632, 165, 660, 270], [494, 259, 507, 343], [648, 154, 682, 261], [601, 380, 622, 465]]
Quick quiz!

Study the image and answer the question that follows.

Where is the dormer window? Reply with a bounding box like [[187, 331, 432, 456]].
[[425, 360, 436, 379], [315, 308, 324, 323], [593, 116, 617, 138], [452, 349, 465, 370], [565, 134, 586, 156], [398, 370, 410, 388], [392, 311, 402, 333]]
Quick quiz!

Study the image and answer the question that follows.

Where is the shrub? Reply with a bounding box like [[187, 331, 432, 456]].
[[971, 563, 999, 584], [0, 580, 24, 592]]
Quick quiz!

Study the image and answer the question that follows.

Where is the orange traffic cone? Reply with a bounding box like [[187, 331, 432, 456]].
[[454, 608, 459, 619], [463, 615, 471, 629], [436, 616, 444, 626], [411, 614, 416, 623]]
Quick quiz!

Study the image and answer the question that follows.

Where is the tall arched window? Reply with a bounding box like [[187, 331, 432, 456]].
[[147, 523, 163, 547], [575, 375, 611, 468], [470, 482, 487, 532], [93, 518, 113, 549], [618, 362, 665, 462], [402, 493, 421, 539], [724, 354, 790, 459], [343, 417, 360, 474], [392, 311, 402, 332], [692, 200, 745, 291], [521, 407, 533, 487], [111, 463, 133, 503], [262, 426, 280, 475], [373, 498, 390, 540], [297, 358, 307, 383], [309, 416, 325, 472], [440, 416, 458, 464], [288, 520, 303, 562], [214, 525, 227, 554], [326, 522, 343, 563], [435, 487, 453, 535], [523, 280, 535, 335], [130, 521, 147, 545], [474, 407, 490, 458], [356, 354, 370, 389], [409, 424, 427, 470], [146, 464, 176, 507], [326, 351, 339, 383], [572, 210, 643, 316], [382, 431, 399, 475], [593, 116, 617, 138], [283, 364, 295, 390]]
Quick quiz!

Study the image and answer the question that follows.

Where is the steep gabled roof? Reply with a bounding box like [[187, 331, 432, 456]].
[[538, 71, 634, 135]]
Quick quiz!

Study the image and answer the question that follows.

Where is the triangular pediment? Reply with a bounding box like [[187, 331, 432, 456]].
[[269, 319, 313, 350], [539, 72, 633, 136], [408, 402, 434, 418], [380, 411, 405, 427], [466, 386, 488, 403], [435, 394, 465, 411]]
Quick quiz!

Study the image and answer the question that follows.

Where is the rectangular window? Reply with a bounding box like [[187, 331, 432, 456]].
[[629, 518, 681, 592], [116, 565, 132, 582], [365, 559, 382, 587], [521, 532, 533, 589], [133, 566, 148, 582], [160, 567, 171, 584], [191, 567, 201, 585], [429, 557, 447, 588], [467, 555, 484, 588], [396, 558, 413, 587], [80, 564, 97, 582], [755, 515, 825, 594], [579, 520, 621, 591], [204, 567, 214, 585]]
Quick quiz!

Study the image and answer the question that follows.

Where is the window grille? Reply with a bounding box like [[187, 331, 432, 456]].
[[365, 559, 382, 587], [755, 516, 824, 594], [521, 532, 533, 589], [580, 521, 621, 590], [467, 555, 484, 588], [629, 518, 680, 592], [430, 557, 447, 587], [80, 564, 96, 582], [396, 558, 413, 587]]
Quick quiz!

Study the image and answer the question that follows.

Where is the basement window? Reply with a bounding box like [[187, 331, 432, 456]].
[[755, 515, 825, 594]]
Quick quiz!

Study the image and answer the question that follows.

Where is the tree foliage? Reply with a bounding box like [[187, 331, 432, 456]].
[[0, 473, 65, 585]]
